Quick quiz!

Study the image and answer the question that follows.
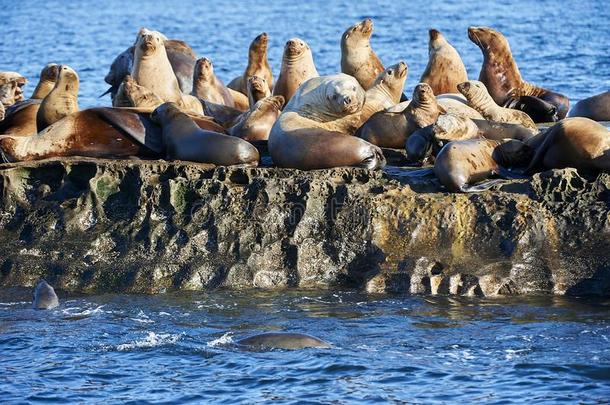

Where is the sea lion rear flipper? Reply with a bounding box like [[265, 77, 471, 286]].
[[94, 107, 164, 154], [461, 178, 506, 192], [403, 168, 435, 177], [524, 125, 556, 174]]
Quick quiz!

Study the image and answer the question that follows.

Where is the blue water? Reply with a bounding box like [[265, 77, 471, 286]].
[[1, 1, 610, 403]]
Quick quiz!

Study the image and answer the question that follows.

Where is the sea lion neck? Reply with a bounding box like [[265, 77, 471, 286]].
[[31, 79, 56, 99]]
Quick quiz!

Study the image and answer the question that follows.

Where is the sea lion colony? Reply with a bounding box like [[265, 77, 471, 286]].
[[0, 22, 608, 192]]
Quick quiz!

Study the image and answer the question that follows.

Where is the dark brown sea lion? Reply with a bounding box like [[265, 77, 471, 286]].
[[568, 92, 610, 121], [36, 65, 79, 131], [150, 102, 259, 166], [340, 18, 385, 90], [526, 117, 610, 172], [191, 57, 234, 107], [269, 74, 385, 170], [229, 95, 285, 141], [273, 38, 319, 103], [201, 100, 244, 129], [468, 26, 569, 119], [0, 64, 59, 136], [420, 29, 468, 95], [227, 33, 273, 95], [247, 76, 271, 109], [503, 96, 558, 123]]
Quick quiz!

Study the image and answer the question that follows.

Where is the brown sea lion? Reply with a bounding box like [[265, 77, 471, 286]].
[[434, 138, 533, 192], [0, 72, 27, 107], [227, 33, 273, 95], [201, 100, 244, 128], [420, 29, 468, 95], [457, 80, 537, 131], [502, 96, 558, 123], [191, 57, 234, 107], [273, 38, 319, 103], [525, 118, 610, 172], [568, 92, 610, 121], [113, 75, 163, 108], [229, 95, 285, 141], [36, 65, 79, 131], [151, 102, 259, 166], [269, 74, 385, 170], [360, 61, 407, 123], [357, 109, 408, 149], [247, 76, 271, 109], [0, 64, 60, 136], [340, 18, 384, 90], [404, 83, 445, 136], [468, 26, 569, 119]]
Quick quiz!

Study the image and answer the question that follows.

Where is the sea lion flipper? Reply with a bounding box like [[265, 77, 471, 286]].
[[404, 168, 435, 177], [94, 107, 164, 154], [461, 178, 506, 192]]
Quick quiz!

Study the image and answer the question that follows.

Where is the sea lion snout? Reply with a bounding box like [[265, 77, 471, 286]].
[[360, 18, 373, 33]]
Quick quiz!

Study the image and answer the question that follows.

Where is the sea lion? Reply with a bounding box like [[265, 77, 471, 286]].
[[201, 100, 245, 129], [437, 96, 484, 120], [151, 102, 259, 166], [0, 104, 4, 121], [360, 61, 407, 123], [357, 109, 408, 149], [525, 117, 610, 172], [404, 83, 445, 136], [227, 88, 250, 111], [468, 26, 569, 119], [191, 57, 234, 107], [420, 29, 468, 95], [457, 80, 537, 131], [36, 65, 79, 131], [503, 96, 558, 123], [227, 32, 273, 95], [434, 138, 533, 192], [237, 332, 331, 350], [0, 72, 27, 107], [247, 76, 271, 109], [568, 92, 610, 121], [32, 280, 59, 310], [0, 64, 59, 136], [340, 18, 384, 90], [273, 38, 319, 103], [269, 74, 385, 170], [113, 75, 163, 108], [229, 95, 285, 141]]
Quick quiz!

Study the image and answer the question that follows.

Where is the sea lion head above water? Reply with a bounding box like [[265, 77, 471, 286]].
[[467, 26, 509, 52], [32, 279, 59, 310]]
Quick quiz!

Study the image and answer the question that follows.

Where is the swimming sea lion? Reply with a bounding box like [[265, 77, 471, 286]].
[[360, 61, 407, 123], [151, 102, 259, 166], [36, 65, 79, 131], [525, 117, 610, 173], [237, 332, 331, 350], [114, 75, 163, 108], [191, 57, 234, 107], [273, 38, 319, 103], [227, 32, 273, 95], [468, 26, 569, 119], [247, 76, 271, 109], [0, 64, 59, 136], [434, 138, 533, 192], [420, 29, 468, 95], [457, 80, 537, 131], [0, 72, 27, 107], [269, 74, 385, 170], [340, 18, 384, 90], [229, 95, 285, 141], [568, 92, 610, 121], [32, 280, 59, 310], [404, 83, 445, 136]]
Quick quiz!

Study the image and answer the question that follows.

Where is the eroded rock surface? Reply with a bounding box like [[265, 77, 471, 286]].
[[0, 157, 608, 296]]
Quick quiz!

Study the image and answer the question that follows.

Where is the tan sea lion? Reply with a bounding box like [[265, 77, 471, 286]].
[[229, 95, 285, 141], [360, 61, 407, 123], [0, 104, 4, 121], [151, 102, 259, 166], [0, 72, 27, 107], [227, 33, 273, 95], [458, 80, 537, 131], [525, 118, 610, 172], [420, 29, 468, 95], [340, 18, 384, 90], [227, 88, 250, 111], [434, 138, 533, 192], [0, 64, 59, 136], [113, 75, 163, 108], [437, 95, 484, 120], [36, 65, 79, 131], [237, 332, 330, 350], [468, 26, 569, 119], [269, 74, 385, 170], [191, 57, 234, 107], [568, 92, 610, 121], [357, 108, 408, 149], [404, 83, 445, 136], [273, 38, 319, 103], [247, 76, 271, 109]]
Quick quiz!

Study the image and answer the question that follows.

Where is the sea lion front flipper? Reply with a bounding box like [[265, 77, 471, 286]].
[[94, 107, 164, 154]]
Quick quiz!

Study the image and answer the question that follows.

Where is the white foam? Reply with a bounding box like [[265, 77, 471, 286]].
[[130, 310, 154, 324], [207, 332, 234, 347], [116, 331, 182, 351], [62, 305, 107, 317]]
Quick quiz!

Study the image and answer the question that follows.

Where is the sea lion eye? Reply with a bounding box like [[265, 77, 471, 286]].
[[388, 70, 394, 75]]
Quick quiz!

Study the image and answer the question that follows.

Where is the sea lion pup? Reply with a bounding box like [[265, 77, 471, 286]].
[[269, 74, 385, 170], [273, 38, 319, 103], [237, 333, 331, 350], [247, 76, 271, 109], [457, 80, 537, 131], [420, 29, 468, 95], [434, 138, 533, 192], [228, 32, 273, 95], [568, 92, 610, 121], [36, 65, 79, 131], [340, 18, 384, 90], [0, 72, 27, 107], [229, 95, 285, 141], [32, 280, 59, 310], [360, 61, 407, 123], [0, 64, 60, 136], [404, 83, 446, 136], [191, 57, 234, 107], [468, 26, 569, 119], [151, 102, 259, 166], [113, 75, 163, 108], [525, 118, 610, 173]]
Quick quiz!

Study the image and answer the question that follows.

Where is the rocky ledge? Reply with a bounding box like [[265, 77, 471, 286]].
[[0, 155, 608, 296]]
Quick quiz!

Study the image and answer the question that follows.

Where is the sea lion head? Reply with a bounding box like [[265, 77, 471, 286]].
[[342, 18, 374, 46], [135, 28, 165, 57], [468, 26, 508, 51], [428, 29, 449, 51], [412, 82, 435, 105], [194, 57, 214, 83], [457, 80, 487, 101], [250, 32, 269, 53], [374, 61, 408, 100], [32, 279, 59, 310], [325, 75, 366, 116], [0, 72, 27, 106], [247, 75, 270, 102], [105, 48, 133, 86], [493, 139, 534, 168], [40, 63, 60, 83], [56, 65, 79, 93], [284, 38, 309, 60]]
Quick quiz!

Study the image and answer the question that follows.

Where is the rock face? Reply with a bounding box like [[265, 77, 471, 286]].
[[0, 156, 608, 296]]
